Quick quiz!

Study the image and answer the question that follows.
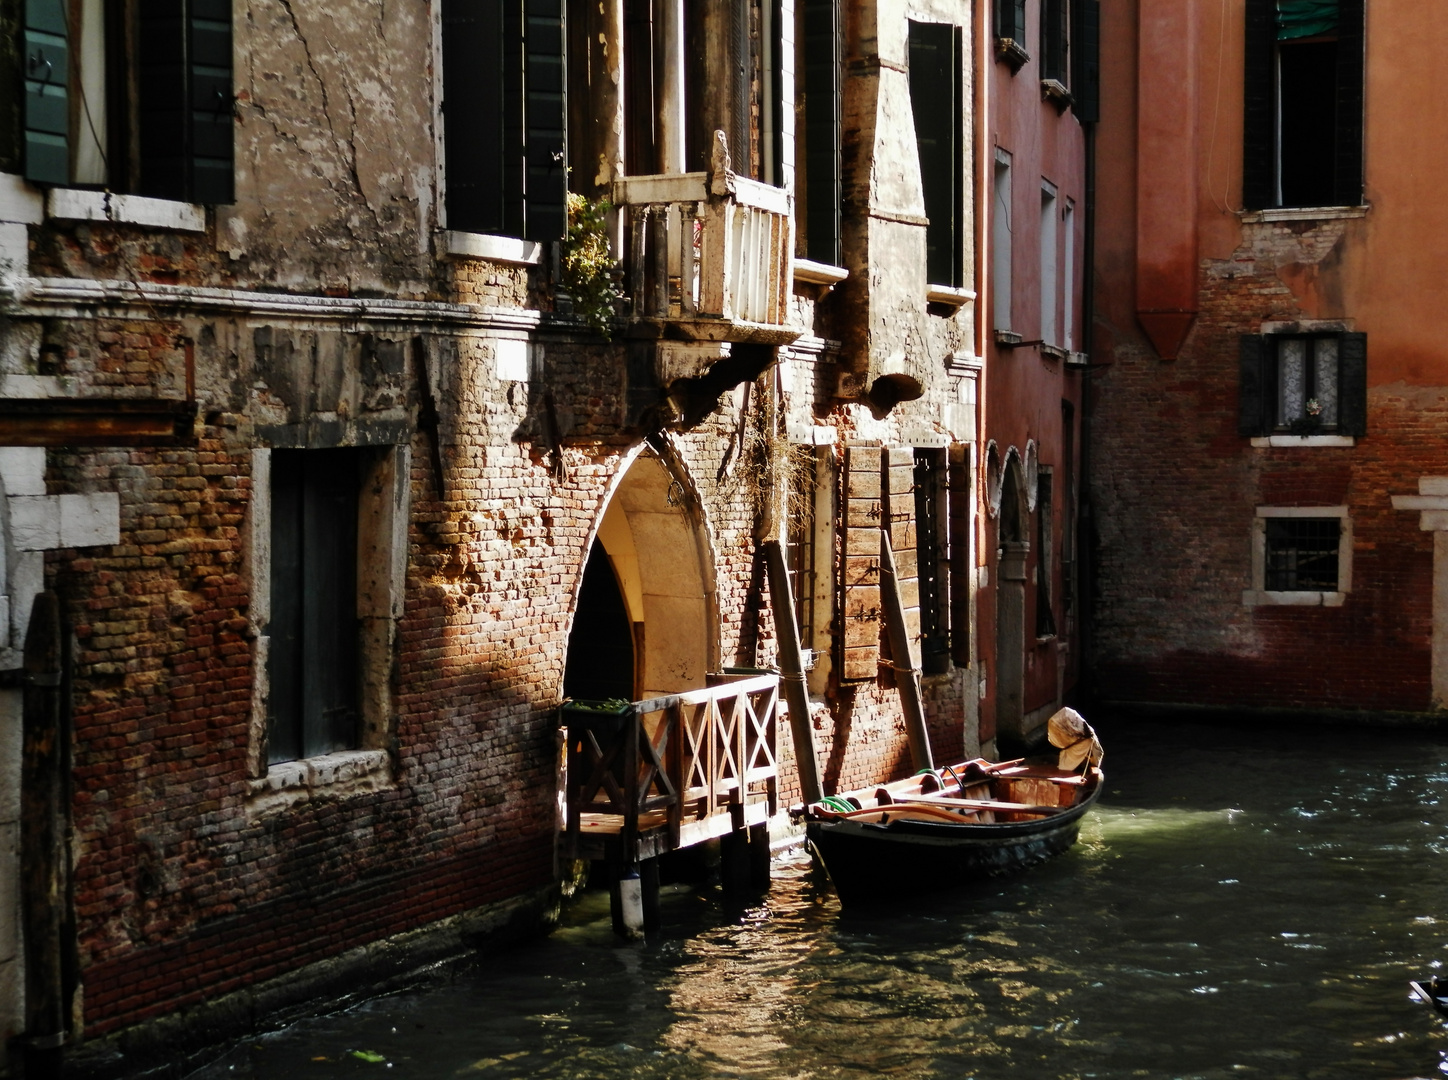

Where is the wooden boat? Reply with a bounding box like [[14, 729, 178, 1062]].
[[794, 710, 1104, 907]]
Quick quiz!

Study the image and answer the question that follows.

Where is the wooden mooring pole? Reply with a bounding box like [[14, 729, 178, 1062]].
[[879, 531, 934, 775], [20, 591, 67, 1079], [762, 540, 823, 805]]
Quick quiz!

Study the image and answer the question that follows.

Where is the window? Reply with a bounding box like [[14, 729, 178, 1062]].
[[1242, 0, 1364, 210], [908, 21, 963, 288], [1041, 0, 1067, 84], [913, 449, 950, 675], [992, 150, 1013, 333], [1062, 199, 1075, 350], [995, 0, 1027, 51], [1245, 506, 1352, 606], [440, 0, 566, 240], [1238, 331, 1366, 438], [22, 0, 233, 201], [267, 449, 364, 764], [1035, 467, 1056, 638], [1039, 182, 1058, 346], [797, 0, 841, 264], [1070, 0, 1099, 122], [1265, 517, 1339, 591]]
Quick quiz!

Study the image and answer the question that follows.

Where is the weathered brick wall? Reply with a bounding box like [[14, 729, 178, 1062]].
[[38, 303, 974, 1040], [1089, 218, 1440, 712]]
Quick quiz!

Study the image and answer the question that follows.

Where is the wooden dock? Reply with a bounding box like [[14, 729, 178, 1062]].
[[561, 673, 780, 930]]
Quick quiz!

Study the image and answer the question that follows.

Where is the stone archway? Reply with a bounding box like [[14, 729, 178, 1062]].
[[994, 452, 1030, 748], [566, 448, 718, 701]]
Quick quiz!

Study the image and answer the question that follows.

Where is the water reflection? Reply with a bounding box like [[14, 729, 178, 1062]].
[[187, 719, 1448, 1080]]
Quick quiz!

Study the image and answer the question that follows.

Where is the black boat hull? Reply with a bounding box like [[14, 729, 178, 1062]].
[[806, 782, 1101, 906]]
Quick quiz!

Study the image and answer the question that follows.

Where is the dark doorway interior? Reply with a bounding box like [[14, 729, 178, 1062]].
[[563, 540, 636, 702]]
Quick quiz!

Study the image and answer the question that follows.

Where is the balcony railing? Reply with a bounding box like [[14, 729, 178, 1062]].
[[562, 673, 780, 862], [613, 168, 795, 344]]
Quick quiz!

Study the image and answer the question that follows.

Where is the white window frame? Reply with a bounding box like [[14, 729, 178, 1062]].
[[1243, 505, 1352, 607], [992, 149, 1013, 333], [1039, 180, 1058, 347]]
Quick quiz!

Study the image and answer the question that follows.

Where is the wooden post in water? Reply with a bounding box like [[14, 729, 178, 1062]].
[[20, 591, 66, 1078], [762, 540, 823, 805], [880, 532, 934, 774]]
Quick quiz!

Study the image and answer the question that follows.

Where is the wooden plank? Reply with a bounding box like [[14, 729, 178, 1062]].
[[845, 526, 883, 554], [841, 646, 879, 681], [843, 554, 880, 588]]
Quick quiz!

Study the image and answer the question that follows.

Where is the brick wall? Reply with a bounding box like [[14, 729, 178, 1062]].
[[1089, 218, 1441, 713]]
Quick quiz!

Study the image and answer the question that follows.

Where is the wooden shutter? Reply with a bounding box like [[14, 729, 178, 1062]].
[[1238, 334, 1269, 436], [909, 22, 960, 288], [442, 0, 523, 235], [914, 451, 950, 675], [301, 451, 360, 758], [1336, 331, 1367, 437], [23, 0, 70, 184], [1071, 0, 1100, 124], [267, 450, 361, 764], [840, 445, 882, 682], [267, 453, 305, 764], [1012, 0, 1026, 44], [1333, 0, 1365, 208], [1042, 0, 1065, 82], [1241, 0, 1276, 210], [729, 0, 752, 178], [138, 0, 188, 200], [883, 447, 922, 672], [802, 0, 841, 265], [947, 444, 971, 667], [188, 0, 234, 203], [525, 0, 567, 241]]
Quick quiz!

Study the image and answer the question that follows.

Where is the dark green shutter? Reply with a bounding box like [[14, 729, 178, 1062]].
[[138, 0, 188, 200], [524, 0, 567, 240], [1071, 0, 1100, 123], [23, 0, 70, 184], [1042, 0, 1065, 82], [1239, 334, 1269, 436], [909, 21, 961, 288], [1241, 0, 1276, 210], [1336, 331, 1367, 437], [189, 0, 233, 203], [442, 0, 519, 235], [1333, 0, 1364, 207], [802, 0, 840, 265]]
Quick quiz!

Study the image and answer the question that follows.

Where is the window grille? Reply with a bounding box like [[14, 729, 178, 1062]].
[[1264, 517, 1340, 591]]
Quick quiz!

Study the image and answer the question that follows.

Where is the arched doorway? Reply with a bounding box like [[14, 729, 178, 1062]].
[[565, 448, 717, 702], [994, 454, 1030, 748]]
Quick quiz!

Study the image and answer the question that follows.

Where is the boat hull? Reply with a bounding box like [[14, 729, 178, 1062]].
[[805, 781, 1101, 907]]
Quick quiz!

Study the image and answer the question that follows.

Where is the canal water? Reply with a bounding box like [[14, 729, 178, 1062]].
[[188, 718, 1448, 1080]]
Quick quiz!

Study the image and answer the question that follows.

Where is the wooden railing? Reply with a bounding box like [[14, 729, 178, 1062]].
[[563, 673, 780, 862], [613, 170, 793, 336]]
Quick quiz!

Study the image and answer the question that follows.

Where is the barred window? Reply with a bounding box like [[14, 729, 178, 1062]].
[[1264, 517, 1340, 591]]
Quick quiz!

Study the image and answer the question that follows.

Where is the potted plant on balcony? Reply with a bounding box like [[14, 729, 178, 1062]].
[[561, 192, 623, 340]]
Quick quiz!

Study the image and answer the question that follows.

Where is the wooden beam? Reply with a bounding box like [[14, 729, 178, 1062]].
[[0, 398, 197, 446]]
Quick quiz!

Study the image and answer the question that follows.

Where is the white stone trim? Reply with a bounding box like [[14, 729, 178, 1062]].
[[1251, 435, 1356, 448], [47, 189, 206, 232], [792, 258, 849, 286], [442, 230, 542, 265], [8, 276, 544, 330], [1244, 505, 1352, 608], [0, 174, 44, 225], [245, 749, 392, 819], [1393, 477, 1448, 708], [1240, 205, 1369, 224]]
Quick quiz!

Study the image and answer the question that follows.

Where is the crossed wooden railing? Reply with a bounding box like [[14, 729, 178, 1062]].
[[563, 673, 780, 863]]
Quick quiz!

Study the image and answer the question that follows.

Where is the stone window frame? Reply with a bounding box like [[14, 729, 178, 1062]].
[[1243, 505, 1352, 608], [245, 445, 410, 816], [1243, 320, 1365, 447]]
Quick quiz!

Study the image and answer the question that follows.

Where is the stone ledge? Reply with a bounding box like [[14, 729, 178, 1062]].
[[48, 189, 206, 232], [246, 749, 392, 818], [1250, 435, 1355, 448], [1242, 589, 1347, 608], [442, 230, 542, 265]]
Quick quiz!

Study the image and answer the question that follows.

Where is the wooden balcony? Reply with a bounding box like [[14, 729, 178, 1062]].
[[562, 673, 780, 863], [614, 170, 797, 345]]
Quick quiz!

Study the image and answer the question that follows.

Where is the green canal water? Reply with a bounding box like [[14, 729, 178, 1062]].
[[189, 718, 1448, 1079]]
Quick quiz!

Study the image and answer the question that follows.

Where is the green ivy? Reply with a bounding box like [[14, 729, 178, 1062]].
[[562, 192, 623, 339]]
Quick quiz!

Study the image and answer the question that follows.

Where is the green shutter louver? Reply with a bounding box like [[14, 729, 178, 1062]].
[[1336, 332, 1367, 437], [524, 0, 567, 241], [23, 0, 70, 185], [1276, 0, 1338, 41], [1239, 334, 1269, 436], [190, 0, 234, 204]]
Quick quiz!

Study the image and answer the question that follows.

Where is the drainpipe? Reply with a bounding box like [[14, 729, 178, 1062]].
[[1078, 116, 1098, 703], [20, 591, 66, 1080]]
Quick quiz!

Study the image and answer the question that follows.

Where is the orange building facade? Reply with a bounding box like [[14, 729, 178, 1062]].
[[1088, 0, 1448, 717]]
